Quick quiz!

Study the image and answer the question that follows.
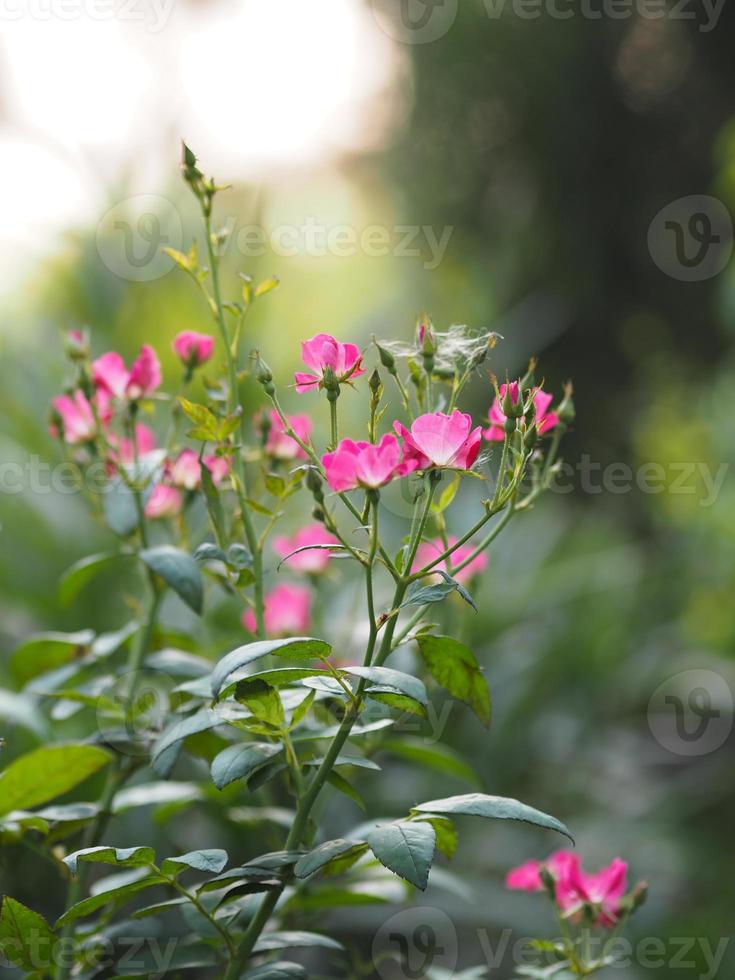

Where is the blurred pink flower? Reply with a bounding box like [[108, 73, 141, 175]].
[[265, 410, 312, 460], [394, 411, 481, 471], [506, 851, 629, 928], [52, 391, 96, 444], [172, 330, 215, 368], [167, 449, 230, 490], [242, 583, 312, 637], [322, 433, 412, 492], [412, 536, 488, 585], [484, 385, 558, 442], [295, 333, 364, 393], [115, 423, 157, 466], [92, 345, 162, 401], [273, 523, 339, 573], [144, 484, 182, 519]]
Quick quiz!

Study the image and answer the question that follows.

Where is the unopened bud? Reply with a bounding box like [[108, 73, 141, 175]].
[[65, 328, 89, 360], [630, 881, 648, 912], [557, 381, 575, 425], [502, 381, 523, 418], [417, 314, 435, 355], [312, 505, 326, 524], [374, 339, 396, 373], [369, 368, 383, 395], [523, 423, 538, 452], [539, 866, 556, 898], [306, 467, 324, 502]]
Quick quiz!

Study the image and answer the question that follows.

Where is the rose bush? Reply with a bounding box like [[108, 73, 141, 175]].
[[0, 146, 645, 979]]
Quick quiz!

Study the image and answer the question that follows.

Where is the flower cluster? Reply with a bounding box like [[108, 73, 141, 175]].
[[507, 850, 646, 929]]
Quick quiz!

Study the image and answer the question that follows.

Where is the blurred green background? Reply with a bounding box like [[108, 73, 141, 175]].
[[1, 0, 734, 976]]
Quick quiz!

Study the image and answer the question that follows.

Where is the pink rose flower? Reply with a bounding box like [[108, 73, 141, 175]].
[[172, 331, 215, 368], [295, 333, 364, 393], [167, 449, 230, 490], [92, 344, 162, 401], [394, 410, 482, 471], [412, 536, 488, 585], [52, 391, 97, 444], [144, 484, 182, 519], [484, 384, 558, 442], [265, 410, 312, 461], [506, 852, 629, 928], [322, 433, 412, 492], [115, 423, 157, 465], [273, 523, 339, 573], [242, 583, 312, 637]]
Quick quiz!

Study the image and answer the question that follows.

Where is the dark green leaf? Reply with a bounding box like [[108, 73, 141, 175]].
[[194, 542, 226, 563], [294, 839, 367, 880], [243, 963, 308, 980], [411, 794, 573, 842], [415, 634, 491, 726], [211, 637, 332, 697], [140, 546, 204, 615], [161, 849, 228, 876], [211, 742, 283, 790], [341, 666, 427, 706], [367, 821, 436, 890], [64, 845, 155, 875], [55, 875, 165, 928]]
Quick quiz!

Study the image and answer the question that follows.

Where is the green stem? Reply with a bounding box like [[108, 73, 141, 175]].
[[328, 393, 339, 450], [202, 209, 265, 638]]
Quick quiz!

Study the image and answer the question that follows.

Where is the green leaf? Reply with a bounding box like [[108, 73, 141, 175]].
[[211, 637, 332, 697], [367, 821, 436, 890], [55, 875, 165, 928], [104, 477, 140, 537], [253, 931, 344, 953], [415, 634, 491, 726], [211, 743, 283, 790], [161, 849, 228, 876], [64, 845, 155, 875], [201, 462, 227, 545], [140, 546, 204, 615], [0, 897, 56, 971], [58, 552, 126, 606], [0, 689, 48, 738], [404, 572, 477, 612], [113, 781, 203, 813], [411, 794, 573, 842], [431, 473, 460, 514], [11, 630, 94, 686], [194, 542, 227, 563], [382, 737, 480, 787], [151, 708, 220, 773], [0, 744, 112, 817], [413, 815, 458, 857], [227, 543, 253, 569], [294, 839, 368, 880], [366, 689, 427, 718], [243, 963, 307, 980], [341, 666, 428, 706], [326, 771, 366, 811], [235, 679, 285, 729]]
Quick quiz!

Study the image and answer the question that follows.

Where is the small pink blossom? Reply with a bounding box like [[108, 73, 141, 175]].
[[52, 391, 96, 444], [412, 536, 488, 585], [506, 851, 629, 928], [295, 333, 364, 393], [265, 410, 312, 461], [322, 433, 412, 492], [484, 385, 558, 442], [273, 524, 339, 573], [242, 583, 312, 637], [172, 331, 215, 368], [167, 449, 230, 490], [144, 484, 182, 519], [394, 411, 482, 471], [92, 345, 162, 401]]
